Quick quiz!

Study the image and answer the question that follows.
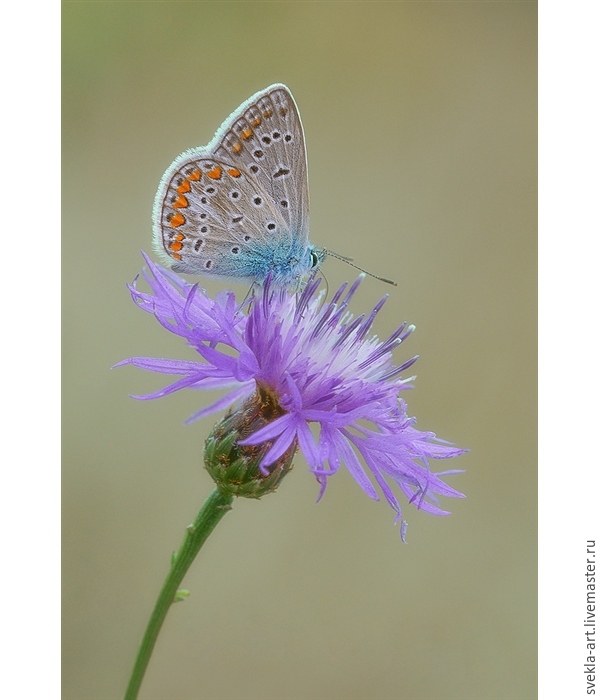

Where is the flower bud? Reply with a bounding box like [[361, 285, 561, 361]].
[[204, 384, 297, 498]]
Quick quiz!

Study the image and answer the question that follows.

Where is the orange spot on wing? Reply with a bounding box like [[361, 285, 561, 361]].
[[173, 194, 188, 209], [174, 233, 184, 241], [207, 166, 222, 179], [172, 252, 182, 261], [232, 142, 242, 154], [227, 168, 241, 178], [169, 240, 183, 252], [263, 108, 273, 118], [251, 116, 262, 127], [170, 212, 185, 228], [240, 127, 253, 140], [176, 179, 191, 194], [188, 170, 201, 181]]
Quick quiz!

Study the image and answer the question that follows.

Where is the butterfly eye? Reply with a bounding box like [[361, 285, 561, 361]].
[[310, 250, 321, 269]]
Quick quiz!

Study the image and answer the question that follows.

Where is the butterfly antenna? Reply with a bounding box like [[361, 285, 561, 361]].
[[325, 249, 397, 286]]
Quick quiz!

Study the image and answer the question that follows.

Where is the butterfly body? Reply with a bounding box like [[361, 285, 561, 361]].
[[153, 84, 322, 286]]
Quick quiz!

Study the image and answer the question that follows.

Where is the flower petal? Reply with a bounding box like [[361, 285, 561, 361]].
[[184, 383, 255, 423], [239, 413, 296, 445], [259, 424, 299, 468], [331, 430, 379, 501]]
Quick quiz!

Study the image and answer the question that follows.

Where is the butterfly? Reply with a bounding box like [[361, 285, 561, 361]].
[[152, 84, 325, 287]]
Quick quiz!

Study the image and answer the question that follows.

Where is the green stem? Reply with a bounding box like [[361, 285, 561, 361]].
[[124, 487, 234, 700]]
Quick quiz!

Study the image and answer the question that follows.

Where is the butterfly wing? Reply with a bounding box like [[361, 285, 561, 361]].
[[152, 84, 311, 282]]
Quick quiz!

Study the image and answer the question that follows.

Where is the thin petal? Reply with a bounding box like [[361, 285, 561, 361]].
[[130, 372, 210, 400], [296, 420, 321, 470], [184, 383, 255, 423], [332, 430, 379, 501], [239, 413, 296, 445], [259, 425, 299, 467], [115, 357, 207, 374]]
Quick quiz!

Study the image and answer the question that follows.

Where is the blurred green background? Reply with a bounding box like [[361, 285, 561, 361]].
[[63, 3, 536, 699]]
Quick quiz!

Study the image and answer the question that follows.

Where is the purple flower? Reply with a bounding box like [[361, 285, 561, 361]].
[[119, 253, 466, 536]]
